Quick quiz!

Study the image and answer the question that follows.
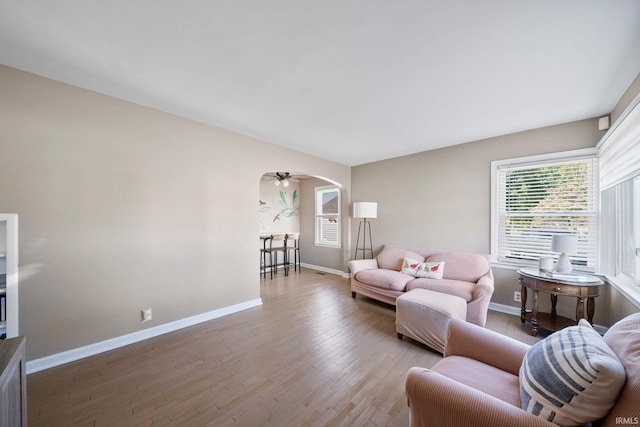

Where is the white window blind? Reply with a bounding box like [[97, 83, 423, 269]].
[[317, 217, 339, 243], [598, 95, 640, 299], [494, 154, 598, 271], [598, 97, 640, 190], [315, 186, 341, 247]]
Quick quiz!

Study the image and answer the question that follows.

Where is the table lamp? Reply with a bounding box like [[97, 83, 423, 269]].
[[552, 234, 578, 273]]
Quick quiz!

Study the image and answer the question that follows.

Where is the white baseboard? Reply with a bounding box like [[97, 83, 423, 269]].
[[26, 298, 263, 374], [489, 302, 520, 316], [300, 263, 350, 278]]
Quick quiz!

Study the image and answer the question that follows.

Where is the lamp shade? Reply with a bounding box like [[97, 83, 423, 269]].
[[353, 202, 377, 219], [551, 234, 578, 254]]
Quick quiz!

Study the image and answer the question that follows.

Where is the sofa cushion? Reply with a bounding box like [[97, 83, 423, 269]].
[[406, 278, 474, 302], [519, 319, 625, 426], [354, 269, 414, 291], [433, 355, 521, 407], [426, 252, 489, 282], [600, 313, 640, 425], [377, 246, 424, 271], [401, 256, 445, 279]]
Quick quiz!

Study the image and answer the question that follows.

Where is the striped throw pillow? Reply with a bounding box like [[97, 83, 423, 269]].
[[519, 320, 626, 426]]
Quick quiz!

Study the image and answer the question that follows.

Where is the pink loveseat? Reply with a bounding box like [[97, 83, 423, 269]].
[[348, 245, 494, 327]]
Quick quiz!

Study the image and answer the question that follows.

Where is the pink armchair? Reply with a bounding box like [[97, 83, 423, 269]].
[[405, 314, 640, 427]]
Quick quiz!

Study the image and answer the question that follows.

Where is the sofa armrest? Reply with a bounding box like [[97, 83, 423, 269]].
[[444, 319, 529, 376], [405, 367, 555, 427], [461, 259, 494, 326], [348, 258, 379, 276], [473, 271, 494, 300]]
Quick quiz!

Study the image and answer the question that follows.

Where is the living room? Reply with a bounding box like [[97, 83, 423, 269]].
[[1, 2, 639, 426]]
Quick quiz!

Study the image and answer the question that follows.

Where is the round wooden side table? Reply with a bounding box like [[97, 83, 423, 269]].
[[517, 268, 604, 337]]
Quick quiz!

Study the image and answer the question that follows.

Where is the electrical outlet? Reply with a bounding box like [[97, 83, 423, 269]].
[[141, 308, 152, 322], [514, 291, 521, 302]]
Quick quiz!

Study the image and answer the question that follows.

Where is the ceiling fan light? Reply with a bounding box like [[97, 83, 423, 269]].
[[274, 179, 280, 186], [283, 179, 290, 187]]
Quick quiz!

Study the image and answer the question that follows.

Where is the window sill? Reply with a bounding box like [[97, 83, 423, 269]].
[[491, 260, 595, 274], [604, 275, 640, 309], [314, 242, 341, 249], [491, 262, 525, 271]]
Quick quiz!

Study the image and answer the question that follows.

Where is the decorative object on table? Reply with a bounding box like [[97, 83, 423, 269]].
[[551, 234, 578, 273], [538, 256, 553, 273], [353, 202, 377, 259]]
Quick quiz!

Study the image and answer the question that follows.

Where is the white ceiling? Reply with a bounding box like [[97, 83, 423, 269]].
[[1, 1, 639, 166]]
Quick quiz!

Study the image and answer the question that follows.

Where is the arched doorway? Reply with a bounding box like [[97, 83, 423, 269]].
[[258, 172, 350, 279]]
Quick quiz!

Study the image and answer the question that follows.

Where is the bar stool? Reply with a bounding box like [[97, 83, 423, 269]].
[[260, 235, 273, 279], [286, 233, 301, 272], [263, 233, 288, 278]]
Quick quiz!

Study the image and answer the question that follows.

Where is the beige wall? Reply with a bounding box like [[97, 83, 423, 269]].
[[352, 119, 603, 253], [0, 65, 350, 360], [352, 119, 606, 320], [610, 72, 640, 125]]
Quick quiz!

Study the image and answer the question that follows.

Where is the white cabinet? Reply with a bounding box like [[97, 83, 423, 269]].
[[0, 214, 18, 340]]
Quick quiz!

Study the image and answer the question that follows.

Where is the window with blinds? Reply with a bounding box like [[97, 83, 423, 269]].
[[315, 185, 341, 247], [492, 152, 598, 271], [598, 96, 640, 295]]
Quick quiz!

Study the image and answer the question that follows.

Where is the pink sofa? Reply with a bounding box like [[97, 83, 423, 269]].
[[348, 245, 494, 327]]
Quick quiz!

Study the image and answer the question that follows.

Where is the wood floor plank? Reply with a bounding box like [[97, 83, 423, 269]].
[[27, 268, 540, 426]]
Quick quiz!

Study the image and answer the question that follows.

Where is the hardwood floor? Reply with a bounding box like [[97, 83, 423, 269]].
[[27, 269, 540, 427]]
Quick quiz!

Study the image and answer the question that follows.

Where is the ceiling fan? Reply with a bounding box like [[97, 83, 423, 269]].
[[266, 172, 300, 187]]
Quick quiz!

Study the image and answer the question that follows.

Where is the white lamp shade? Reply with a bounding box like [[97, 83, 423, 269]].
[[551, 234, 578, 254], [353, 202, 377, 219]]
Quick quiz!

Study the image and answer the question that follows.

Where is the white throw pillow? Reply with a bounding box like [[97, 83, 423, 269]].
[[401, 257, 445, 279]]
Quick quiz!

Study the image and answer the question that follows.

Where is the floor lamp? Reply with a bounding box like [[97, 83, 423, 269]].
[[353, 202, 377, 259]]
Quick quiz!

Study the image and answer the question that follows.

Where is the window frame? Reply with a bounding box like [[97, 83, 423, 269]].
[[314, 185, 341, 248], [491, 148, 599, 271], [597, 93, 640, 307]]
